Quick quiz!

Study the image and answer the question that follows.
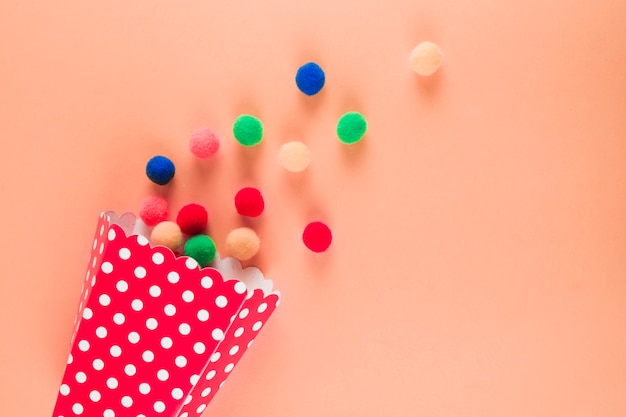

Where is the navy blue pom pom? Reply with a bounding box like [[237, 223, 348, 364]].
[[146, 155, 175, 185], [295, 62, 325, 96]]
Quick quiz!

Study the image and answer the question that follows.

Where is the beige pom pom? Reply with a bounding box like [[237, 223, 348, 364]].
[[278, 141, 311, 172], [409, 41, 442, 76], [226, 227, 260, 261], [150, 221, 183, 250]]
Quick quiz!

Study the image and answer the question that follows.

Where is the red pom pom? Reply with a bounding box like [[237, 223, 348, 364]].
[[302, 221, 332, 252], [234, 187, 264, 217], [139, 195, 168, 226], [176, 203, 208, 235]]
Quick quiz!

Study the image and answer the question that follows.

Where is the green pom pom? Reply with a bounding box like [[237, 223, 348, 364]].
[[233, 114, 263, 146], [336, 112, 367, 144], [184, 235, 217, 267]]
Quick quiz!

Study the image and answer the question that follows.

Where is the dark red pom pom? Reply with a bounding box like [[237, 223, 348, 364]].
[[302, 221, 332, 253], [176, 203, 208, 235], [234, 187, 264, 217]]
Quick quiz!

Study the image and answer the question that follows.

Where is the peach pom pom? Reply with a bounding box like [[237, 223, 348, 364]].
[[409, 41, 442, 76], [278, 141, 311, 172], [150, 221, 183, 250], [226, 227, 260, 261]]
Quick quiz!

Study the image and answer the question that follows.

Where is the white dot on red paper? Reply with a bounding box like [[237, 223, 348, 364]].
[[128, 332, 140, 344], [125, 364, 137, 376], [257, 302, 268, 313], [184, 395, 193, 405], [139, 382, 151, 394], [116, 280, 128, 292], [229, 345, 239, 356], [82, 308, 93, 320], [210, 352, 221, 362], [190, 374, 200, 385], [234, 281, 247, 294], [134, 266, 147, 279], [197, 309, 209, 321], [78, 340, 90, 352], [99, 242, 105, 254], [121, 396, 133, 407], [96, 327, 107, 338], [205, 370, 216, 380], [161, 337, 173, 349], [196, 404, 207, 413], [185, 257, 198, 270], [75, 372, 87, 383], [110, 345, 122, 357], [92, 257, 97, 268], [108, 229, 116, 241], [215, 295, 227, 308], [93, 238, 98, 249], [93, 358, 104, 370], [91, 275, 96, 286], [239, 308, 249, 319], [154, 401, 166, 413], [113, 313, 125, 325], [67, 353, 73, 364], [172, 388, 184, 400], [164, 304, 176, 316], [60, 384, 70, 396], [119, 248, 131, 260], [137, 235, 149, 246], [157, 369, 169, 381], [152, 252, 165, 265], [201, 387, 211, 397], [132, 299, 143, 311], [212, 328, 225, 341], [146, 318, 158, 330], [142, 350, 154, 362], [224, 363, 235, 373], [252, 321, 263, 331], [193, 342, 206, 354], [247, 339, 254, 348], [182, 290, 194, 302], [234, 327, 244, 337], [89, 390, 101, 402], [101, 262, 113, 274], [167, 271, 180, 284], [149, 285, 162, 297], [99, 294, 111, 306], [72, 403, 84, 415], [201, 276, 213, 288], [175, 355, 187, 367], [180, 413, 189, 417], [179, 323, 191, 335], [103, 409, 115, 417]]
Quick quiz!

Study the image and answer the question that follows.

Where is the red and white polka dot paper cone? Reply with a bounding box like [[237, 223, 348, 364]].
[[52, 212, 280, 417]]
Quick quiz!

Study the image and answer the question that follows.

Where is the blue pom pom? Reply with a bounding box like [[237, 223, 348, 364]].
[[295, 62, 325, 96], [146, 155, 175, 185]]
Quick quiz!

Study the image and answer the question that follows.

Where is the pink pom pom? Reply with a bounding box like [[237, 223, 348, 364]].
[[139, 196, 168, 226], [189, 127, 220, 159]]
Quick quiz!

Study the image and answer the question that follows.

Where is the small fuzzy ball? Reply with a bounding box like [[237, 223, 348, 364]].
[[139, 195, 169, 226], [233, 115, 263, 146], [278, 141, 311, 172], [409, 41, 442, 76], [302, 221, 332, 253], [176, 203, 208, 235], [337, 112, 367, 144], [226, 227, 260, 261], [184, 234, 217, 266], [189, 127, 220, 158], [295, 62, 325, 96], [150, 221, 183, 250], [146, 155, 175, 185], [234, 187, 264, 217]]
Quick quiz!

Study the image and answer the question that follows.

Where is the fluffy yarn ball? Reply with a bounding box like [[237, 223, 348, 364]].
[[150, 221, 183, 250], [278, 141, 311, 172], [184, 234, 217, 266], [146, 155, 175, 185], [233, 115, 263, 146], [139, 195, 169, 226], [337, 112, 367, 144], [234, 187, 264, 217], [409, 41, 442, 76], [189, 127, 220, 158], [302, 221, 332, 253], [295, 62, 325, 96], [176, 203, 208, 235], [226, 227, 261, 261]]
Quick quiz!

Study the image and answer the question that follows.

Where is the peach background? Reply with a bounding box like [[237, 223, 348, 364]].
[[1, 1, 625, 416]]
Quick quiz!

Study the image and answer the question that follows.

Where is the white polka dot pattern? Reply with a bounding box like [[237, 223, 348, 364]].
[[52, 214, 280, 417]]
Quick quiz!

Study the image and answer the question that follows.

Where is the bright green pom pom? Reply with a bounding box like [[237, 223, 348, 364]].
[[336, 112, 367, 144], [233, 114, 263, 146], [184, 235, 216, 267]]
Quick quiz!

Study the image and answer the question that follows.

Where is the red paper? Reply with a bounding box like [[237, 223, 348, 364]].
[[52, 212, 280, 417]]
